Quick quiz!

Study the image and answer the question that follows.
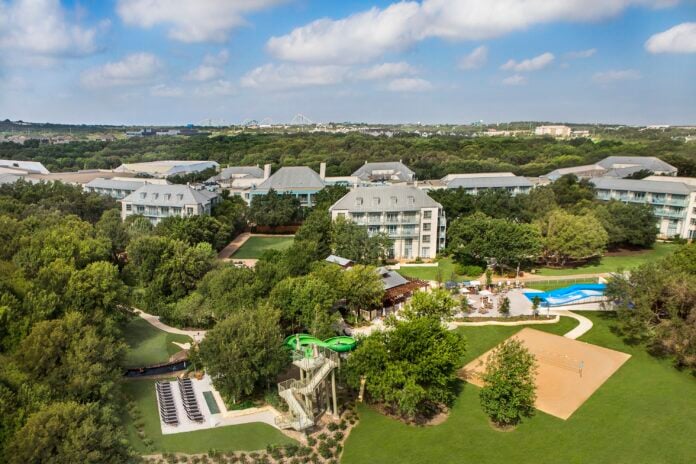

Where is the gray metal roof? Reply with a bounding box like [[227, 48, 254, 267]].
[[0, 174, 24, 185], [377, 267, 410, 290], [122, 184, 219, 206], [352, 161, 415, 182], [256, 166, 325, 191], [596, 156, 677, 173], [446, 176, 533, 189], [0, 159, 50, 174], [85, 178, 151, 191], [543, 164, 606, 181], [330, 185, 442, 212], [326, 255, 354, 267], [590, 177, 696, 195], [210, 166, 264, 182]]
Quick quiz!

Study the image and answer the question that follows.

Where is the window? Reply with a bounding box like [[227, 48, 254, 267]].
[[186, 207, 194, 215], [356, 197, 363, 206], [407, 196, 415, 205], [136, 206, 145, 213], [390, 196, 398, 206], [422, 235, 431, 243], [372, 197, 381, 206], [140, 192, 146, 199], [125, 204, 132, 211], [387, 225, 397, 236], [421, 246, 431, 257], [422, 223, 431, 231], [386, 212, 399, 223], [177, 194, 184, 201], [153, 193, 159, 199], [423, 210, 432, 219], [164, 194, 171, 200]]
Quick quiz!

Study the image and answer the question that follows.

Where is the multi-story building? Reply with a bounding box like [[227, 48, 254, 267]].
[[249, 165, 326, 207], [591, 177, 696, 239], [442, 173, 533, 196], [329, 186, 446, 260], [83, 177, 169, 199], [352, 161, 415, 183], [120, 184, 219, 224], [534, 125, 572, 137], [544, 156, 677, 181]]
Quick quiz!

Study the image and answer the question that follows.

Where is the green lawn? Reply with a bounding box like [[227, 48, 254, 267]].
[[536, 243, 678, 276], [231, 236, 295, 259], [342, 312, 696, 464], [123, 380, 294, 454], [122, 318, 192, 368], [398, 257, 474, 282], [524, 278, 597, 292]]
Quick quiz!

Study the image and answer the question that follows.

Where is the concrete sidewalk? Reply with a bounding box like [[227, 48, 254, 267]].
[[217, 233, 251, 259]]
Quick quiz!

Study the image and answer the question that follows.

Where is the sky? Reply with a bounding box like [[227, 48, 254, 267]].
[[0, 0, 695, 125]]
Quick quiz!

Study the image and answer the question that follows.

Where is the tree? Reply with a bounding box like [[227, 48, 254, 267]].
[[248, 190, 302, 227], [549, 174, 595, 207], [331, 216, 392, 264], [154, 215, 230, 251], [96, 209, 129, 262], [499, 297, 511, 317], [269, 274, 339, 337], [345, 316, 466, 418], [403, 288, 457, 321], [65, 261, 127, 318], [342, 265, 384, 318], [590, 201, 657, 248], [5, 401, 131, 464], [294, 209, 332, 259], [199, 306, 287, 403], [479, 338, 537, 427], [531, 296, 541, 316], [537, 209, 608, 266]]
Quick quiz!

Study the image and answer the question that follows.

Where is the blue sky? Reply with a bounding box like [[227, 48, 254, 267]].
[[0, 0, 694, 125]]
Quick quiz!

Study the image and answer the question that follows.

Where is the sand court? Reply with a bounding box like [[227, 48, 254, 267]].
[[461, 328, 631, 420]]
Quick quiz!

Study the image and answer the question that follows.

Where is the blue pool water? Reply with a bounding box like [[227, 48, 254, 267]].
[[524, 283, 606, 307]]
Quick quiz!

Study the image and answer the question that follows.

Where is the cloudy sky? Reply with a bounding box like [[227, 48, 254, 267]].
[[0, 0, 694, 125]]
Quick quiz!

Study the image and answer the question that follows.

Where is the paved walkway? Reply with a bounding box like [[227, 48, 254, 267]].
[[550, 310, 594, 340], [217, 233, 251, 259], [133, 308, 206, 343]]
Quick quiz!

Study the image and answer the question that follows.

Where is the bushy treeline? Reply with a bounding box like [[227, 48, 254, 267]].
[[2, 132, 695, 177], [436, 175, 658, 272]]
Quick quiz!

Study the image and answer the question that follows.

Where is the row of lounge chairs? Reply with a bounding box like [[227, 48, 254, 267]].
[[156, 381, 178, 425], [178, 377, 204, 422]]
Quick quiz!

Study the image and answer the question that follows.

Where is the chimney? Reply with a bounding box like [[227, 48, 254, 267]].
[[263, 163, 271, 180], [319, 162, 326, 180]]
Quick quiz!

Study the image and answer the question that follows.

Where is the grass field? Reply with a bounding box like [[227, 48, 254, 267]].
[[231, 236, 294, 259], [524, 278, 597, 292], [342, 312, 696, 464], [398, 258, 471, 282], [122, 380, 294, 454], [122, 318, 192, 367], [536, 243, 678, 276]]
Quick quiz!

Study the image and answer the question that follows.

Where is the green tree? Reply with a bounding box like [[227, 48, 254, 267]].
[[549, 174, 595, 207], [294, 209, 332, 259], [65, 261, 127, 317], [345, 316, 466, 418], [590, 201, 657, 248], [96, 209, 129, 262], [331, 216, 392, 264], [199, 306, 287, 403], [499, 297, 511, 317], [154, 215, 230, 251], [479, 338, 537, 427], [269, 274, 339, 337], [249, 190, 302, 227], [5, 401, 130, 464], [342, 265, 384, 318], [537, 209, 608, 266], [403, 288, 457, 321]]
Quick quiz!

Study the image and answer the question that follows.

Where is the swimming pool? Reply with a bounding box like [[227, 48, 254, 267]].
[[524, 283, 607, 307]]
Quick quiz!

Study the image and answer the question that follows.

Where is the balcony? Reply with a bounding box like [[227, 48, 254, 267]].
[[667, 198, 687, 207]]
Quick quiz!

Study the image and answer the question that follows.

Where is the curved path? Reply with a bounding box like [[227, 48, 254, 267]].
[[133, 308, 206, 343], [549, 309, 593, 340]]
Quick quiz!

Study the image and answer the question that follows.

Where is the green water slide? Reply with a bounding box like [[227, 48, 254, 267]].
[[284, 333, 357, 353]]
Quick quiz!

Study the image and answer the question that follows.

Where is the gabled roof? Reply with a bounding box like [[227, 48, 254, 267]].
[[0, 159, 50, 174], [376, 267, 410, 290], [329, 185, 442, 212], [590, 177, 696, 195], [85, 178, 154, 191], [352, 161, 415, 182], [256, 166, 325, 191], [446, 175, 533, 189], [543, 164, 606, 181], [122, 184, 219, 206], [596, 156, 677, 173], [325, 255, 354, 267]]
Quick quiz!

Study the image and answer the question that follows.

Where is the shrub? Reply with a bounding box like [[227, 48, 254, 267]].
[[327, 422, 339, 431], [307, 436, 317, 446], [333, 431, 344, 441], [318, 442, 333, 459], [283, 444, 298, 457], [455, 264, 484, 277], [318, 432, 328, 441]]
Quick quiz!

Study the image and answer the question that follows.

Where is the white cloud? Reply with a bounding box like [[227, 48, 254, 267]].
[[267, 0, 674, 64], [0, 0, 100, 57], [592, 69, 641, 83], [194, 79, 236, 97], [240, 63, 348, 90], [502, 74, 526, 85], [117, 0, 285, 43], [645, 22, 696, 54], [458, 45, 488, 70], [150, 84, 184, 97], [185, 50, 229, 81], [81, 53, 161, 88], [386, 77, 432, 92], [501, 52, 554, 72], [565, 48, 597, 59], [355, 62, 416, 80]]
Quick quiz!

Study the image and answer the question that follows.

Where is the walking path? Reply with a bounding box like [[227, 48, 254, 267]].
[[549, 310, 593, 340], [217, 232, 251, 259], [133, 308, 206, 343]]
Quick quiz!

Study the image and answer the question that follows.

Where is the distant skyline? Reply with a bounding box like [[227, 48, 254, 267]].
[[0, 0, 695, 125]]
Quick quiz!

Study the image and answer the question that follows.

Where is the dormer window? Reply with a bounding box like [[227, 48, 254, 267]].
[[407, 196, 415, 205], [356, 197, 363, 206], [372, 197, 381, 206], [165, 194, 171, 200], [140, 192, 146, 199], [177, 194, 184, 201], [153, 193, 159, 199], [390, 196, 397, 205]]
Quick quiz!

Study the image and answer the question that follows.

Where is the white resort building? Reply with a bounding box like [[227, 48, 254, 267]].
[[120, 184, 219, 224], [329, 186, 446, 260]]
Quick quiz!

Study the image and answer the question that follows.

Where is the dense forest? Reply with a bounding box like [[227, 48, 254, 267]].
[[1, 132, 696, 178]]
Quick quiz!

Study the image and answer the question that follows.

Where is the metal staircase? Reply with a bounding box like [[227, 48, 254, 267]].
[[275, 345, 339, 431]]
